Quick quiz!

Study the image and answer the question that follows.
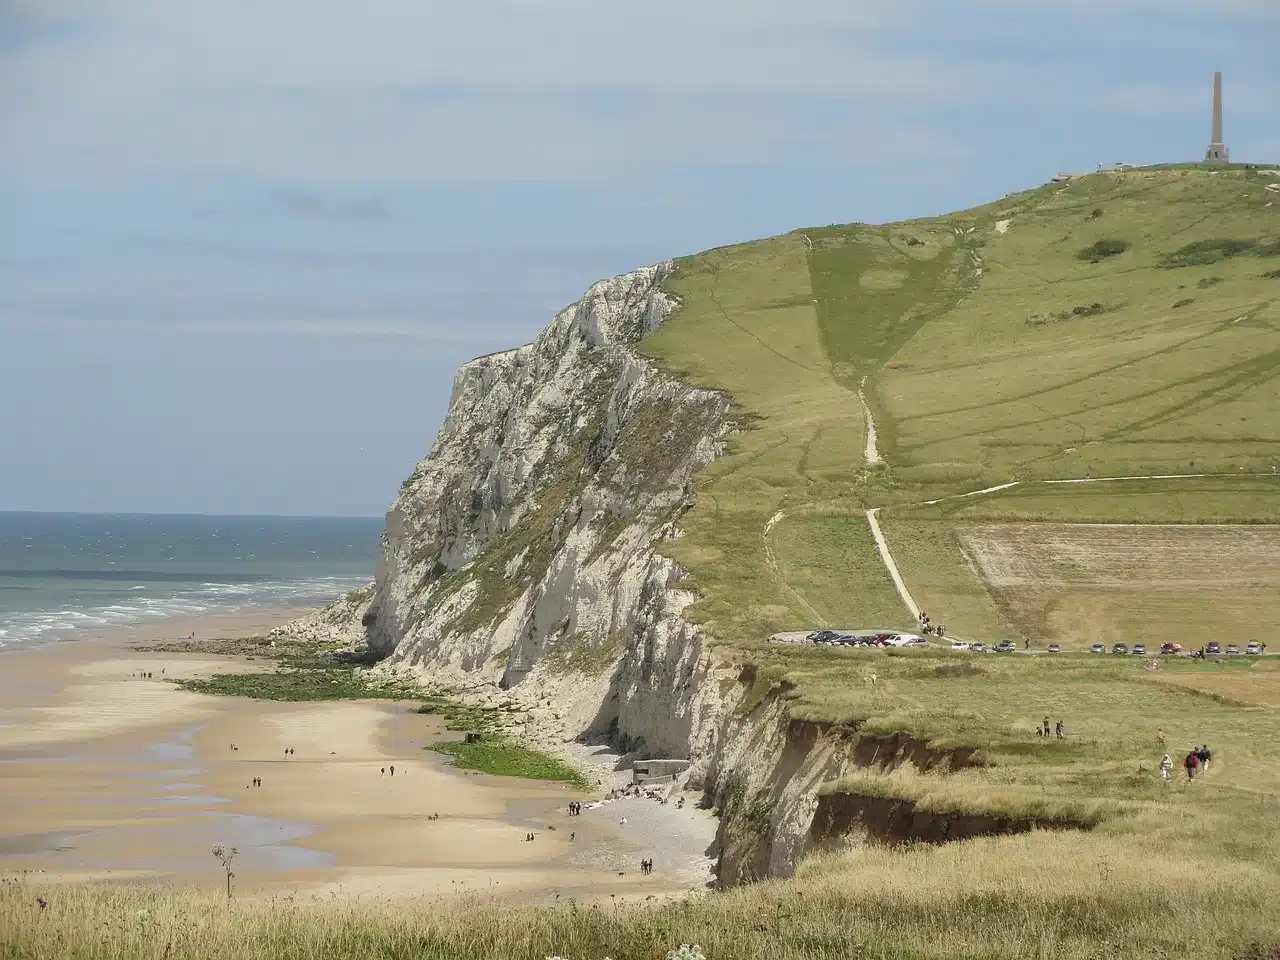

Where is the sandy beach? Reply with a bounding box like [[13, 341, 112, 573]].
[[0, 610, 717, 903]]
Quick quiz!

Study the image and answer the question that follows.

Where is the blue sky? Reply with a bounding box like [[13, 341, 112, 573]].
[[1, 0, 1276, 517]]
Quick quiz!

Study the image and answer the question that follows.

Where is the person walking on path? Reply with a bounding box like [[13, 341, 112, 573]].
[[1184, 751, 1199, 780], [1160, 754, 1173, 782], [1196, 745, 1211, 774], [1055, 720, 1064, 740]]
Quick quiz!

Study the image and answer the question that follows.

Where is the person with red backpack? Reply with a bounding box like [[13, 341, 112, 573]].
[[1184, 750, 1200, 780]]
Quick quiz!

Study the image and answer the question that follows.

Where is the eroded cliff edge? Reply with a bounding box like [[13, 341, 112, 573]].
[[277, 263, 956, 885]]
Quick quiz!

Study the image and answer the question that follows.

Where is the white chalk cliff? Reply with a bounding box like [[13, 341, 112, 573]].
[[281, 263, 921, 884]]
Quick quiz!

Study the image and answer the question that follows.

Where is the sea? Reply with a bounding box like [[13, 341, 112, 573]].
[[0, 513, 383, 651]]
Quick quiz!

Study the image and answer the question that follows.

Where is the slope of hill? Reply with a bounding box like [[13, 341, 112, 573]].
[[647, 167, 1280, 648]]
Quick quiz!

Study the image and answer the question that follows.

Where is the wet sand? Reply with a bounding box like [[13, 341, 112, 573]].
[[0, 612, 716, 902]]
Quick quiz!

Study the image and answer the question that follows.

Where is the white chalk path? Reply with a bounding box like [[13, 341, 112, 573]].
[[865, 508, 920, 621], [859, 376, 883, 466], [917, 471, 1276, 508]]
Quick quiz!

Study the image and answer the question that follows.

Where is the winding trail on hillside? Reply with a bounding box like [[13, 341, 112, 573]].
[[917, 471, 1277, 507], [865, 508, 920, 621], [859, 377, 883, 466], [762, 509, 825, 626]]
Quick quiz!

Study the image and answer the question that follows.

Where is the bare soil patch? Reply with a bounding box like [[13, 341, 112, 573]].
[[957, 523, 1280, 646], [1145, 661, 1280, 708]]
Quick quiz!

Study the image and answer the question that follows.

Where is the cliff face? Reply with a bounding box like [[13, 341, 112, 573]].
[[367, 263, 739, 762], [287, 263, 927, 885]]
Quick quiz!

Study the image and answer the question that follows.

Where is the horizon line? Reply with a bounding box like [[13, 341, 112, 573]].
[[0, 509, 385, 521]]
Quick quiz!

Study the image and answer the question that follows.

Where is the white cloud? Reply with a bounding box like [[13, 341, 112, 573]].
[[0, 0, 984, 185], [0, 0, 1273, 186]]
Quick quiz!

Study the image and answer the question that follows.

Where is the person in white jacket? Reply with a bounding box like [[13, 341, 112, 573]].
[[1159, 755, 1173, 782]]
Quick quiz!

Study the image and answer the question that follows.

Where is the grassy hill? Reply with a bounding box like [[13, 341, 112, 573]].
[[645, 167, 1280, 646]]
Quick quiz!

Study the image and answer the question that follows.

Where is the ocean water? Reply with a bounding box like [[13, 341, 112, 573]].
[[0, 513, 382, 651]]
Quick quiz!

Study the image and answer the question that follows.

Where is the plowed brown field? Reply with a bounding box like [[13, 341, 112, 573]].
[[958, 523, 1280, 647]]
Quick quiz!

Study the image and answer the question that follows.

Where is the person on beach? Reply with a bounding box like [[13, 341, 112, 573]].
[[381, 767, 385, 776], [390, 765, 395, 776], [1160, 755, 1173, 781]]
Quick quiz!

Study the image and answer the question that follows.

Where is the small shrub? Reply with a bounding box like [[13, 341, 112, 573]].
[[1264, 268, 1280, 279], [1197, 276, 1223, 288], [1173, 298, 1195, 309], [1077, 239, 1130, 263], [1087, 207, 1104, 220], [935, 663, 985, 678], [1159, 238, 1256, 268]]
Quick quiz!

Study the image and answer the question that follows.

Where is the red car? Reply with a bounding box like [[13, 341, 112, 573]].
[[1160, 642, 1182, 655]]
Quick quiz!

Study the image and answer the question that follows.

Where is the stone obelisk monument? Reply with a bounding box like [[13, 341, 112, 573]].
[[1204, 71, 1230, 163]]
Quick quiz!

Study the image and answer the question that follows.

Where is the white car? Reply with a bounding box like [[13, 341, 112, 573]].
[[1246, 642, 1263, 656], [951, 640, 972, 651]]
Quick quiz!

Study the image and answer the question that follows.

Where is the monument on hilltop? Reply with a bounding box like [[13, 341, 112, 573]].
[[1204, 71, 1230, 164]]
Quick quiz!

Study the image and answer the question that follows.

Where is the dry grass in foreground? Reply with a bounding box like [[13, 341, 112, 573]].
[[3, 826, 1278, 960]]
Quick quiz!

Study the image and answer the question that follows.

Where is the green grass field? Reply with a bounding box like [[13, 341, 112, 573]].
[[645, 168, 1280, 651]]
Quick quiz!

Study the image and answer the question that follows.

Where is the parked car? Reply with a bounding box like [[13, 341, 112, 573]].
[[1225, 643, 1240, 655], [995, 639, 1016, 653], [951, 640, 971, 651], [1113, 643, 1129, 654], [969, 642, 986, 653], [1207, 641, 1221, 654], [1160, 642, 1182, 655], [1090, 643, 1106, 654], [1047, 643, 1061, 653], [1132, 644, 1146, 655], [1246, 642, 1263, 655]]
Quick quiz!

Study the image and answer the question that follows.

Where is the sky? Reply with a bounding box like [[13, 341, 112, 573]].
[[1, 1, 1276, 517]]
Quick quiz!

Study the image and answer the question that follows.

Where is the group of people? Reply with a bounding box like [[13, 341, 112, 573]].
[[638, 858, 654, 875], [567, 801, 583, 815], [918, 612, 945, 637], [1161, 745, 1213, 781], [1037, 717, 1065, 739], [283, 747, 295, 757], [380, 765, 396, 776], [249, 776, 262, 788]]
